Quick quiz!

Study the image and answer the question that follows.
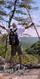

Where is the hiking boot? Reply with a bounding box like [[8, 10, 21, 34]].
[[20, 65, 25, 70], [8, 64, 15, 72]]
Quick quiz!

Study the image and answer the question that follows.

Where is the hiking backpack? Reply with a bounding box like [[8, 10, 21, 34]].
[[9, 29, 19, 45]]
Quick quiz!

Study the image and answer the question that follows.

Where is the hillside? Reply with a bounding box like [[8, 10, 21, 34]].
[[21, 37, 39, 48], [25, 40, 40, 62]]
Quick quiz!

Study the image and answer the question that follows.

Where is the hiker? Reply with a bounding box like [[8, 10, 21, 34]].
[[0, 22, 34, 69]]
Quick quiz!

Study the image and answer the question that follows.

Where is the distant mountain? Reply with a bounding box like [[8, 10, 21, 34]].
[[21, 37, 39, 48]]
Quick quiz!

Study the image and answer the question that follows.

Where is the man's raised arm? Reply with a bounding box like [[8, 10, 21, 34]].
[[0, 25, 7, 30], [25, 22, 34, 29]]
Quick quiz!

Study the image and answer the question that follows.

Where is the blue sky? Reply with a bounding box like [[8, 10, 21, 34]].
[[30, 0, 40, 25], [0, 0, 40, 37]]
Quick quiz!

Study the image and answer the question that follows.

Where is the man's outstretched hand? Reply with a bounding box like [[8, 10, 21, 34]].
[[31, 22, 34, 26]]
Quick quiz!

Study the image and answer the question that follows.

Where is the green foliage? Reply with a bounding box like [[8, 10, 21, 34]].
[[25, 40, 40, 62], [0, 0, 5, 5], [0, 11, 7, 16], [0, 0, 35, 25], [0, 44, 5, 58]]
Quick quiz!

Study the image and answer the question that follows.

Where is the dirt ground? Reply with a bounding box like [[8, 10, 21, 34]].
[[0, 69, 40, 79]]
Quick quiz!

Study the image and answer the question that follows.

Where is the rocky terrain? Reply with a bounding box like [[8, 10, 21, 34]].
[[0, 68, 40, 79], [0, 56, 40, 79]]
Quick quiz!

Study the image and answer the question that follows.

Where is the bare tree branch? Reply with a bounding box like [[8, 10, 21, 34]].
[[26, 8, 40, 40], [8, 0, 18, 28]]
